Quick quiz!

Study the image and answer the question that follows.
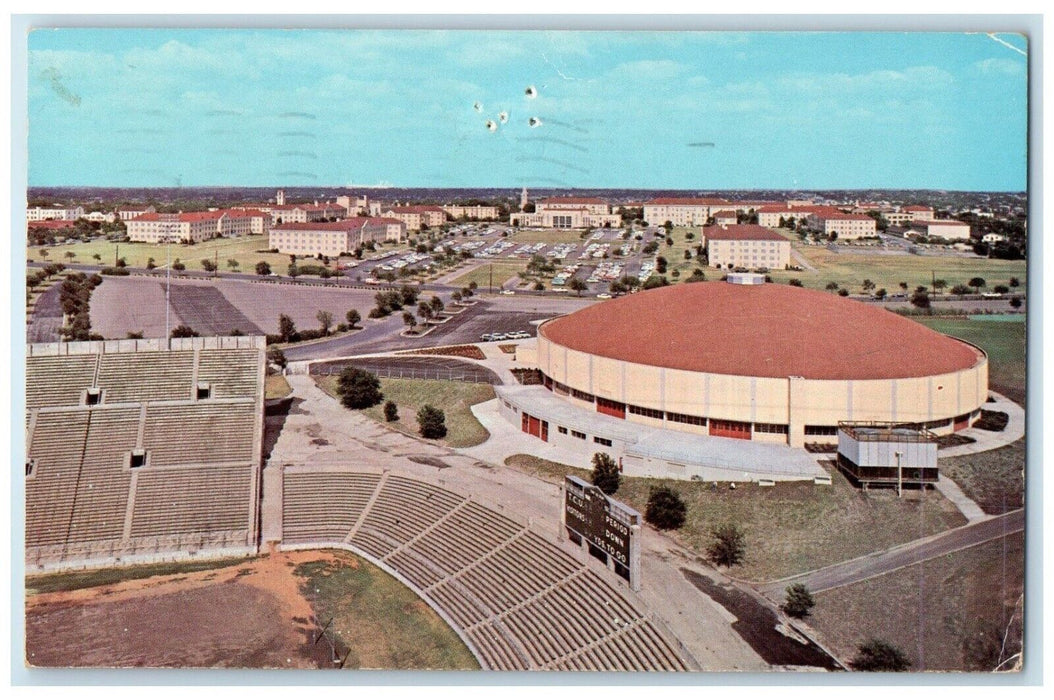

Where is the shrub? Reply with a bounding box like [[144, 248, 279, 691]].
[[337, 367, 383, 409], [266, 346, 287, 369], [645, 487, 686, 530], [100, 267, 130, 276], [256, 261, 272, 276], [170, 324, 199, 338], [707, 522, 746, 567], [383, 401, 399, 422], [591, 452, 621, 495], [851, 639, 911, 672], [417, 405, 447, 439], [782, 583, 815, 619]]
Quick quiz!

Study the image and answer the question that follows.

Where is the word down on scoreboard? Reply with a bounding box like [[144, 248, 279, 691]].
[[562, 475, 642, 590]]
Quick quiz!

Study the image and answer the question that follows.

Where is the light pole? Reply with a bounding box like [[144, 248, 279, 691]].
[[895, 450, 903, 498]]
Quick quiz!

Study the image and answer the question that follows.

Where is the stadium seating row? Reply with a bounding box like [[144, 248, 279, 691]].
[[280, 469, 689, 671]]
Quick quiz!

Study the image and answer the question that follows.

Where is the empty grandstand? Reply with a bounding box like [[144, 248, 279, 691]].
[[280, 466, 695, 671], [25, 336, 266, 570]]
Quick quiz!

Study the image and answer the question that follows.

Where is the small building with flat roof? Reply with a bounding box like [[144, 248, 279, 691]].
[[837, 421, 939, 490]]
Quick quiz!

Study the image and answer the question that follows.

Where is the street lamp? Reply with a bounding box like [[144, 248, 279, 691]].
[[895, 450, 903, 498]]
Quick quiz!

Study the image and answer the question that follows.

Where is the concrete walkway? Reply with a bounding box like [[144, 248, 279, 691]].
[[938, 391, 1025, 458], [462, 398, 590, 468], [934, 474, 989, 522]]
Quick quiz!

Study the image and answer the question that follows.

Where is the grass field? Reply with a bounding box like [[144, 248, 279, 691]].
[[508, 229, 588, 244], [316, 376, 494, 448], [265, 374, 292, 400], [916, 316, 1027, 403], [809, 531, 1024, 671], [447, 260, 528, 291], [294, 550, 479, 670], [939, 438, 1025, 515], [770, 241, 1027, 293], [503, 454, 966, 582], [25, 555, 254, 595]]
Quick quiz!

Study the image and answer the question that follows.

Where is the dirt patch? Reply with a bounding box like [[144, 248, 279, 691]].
[[25, 551, 342, 669]]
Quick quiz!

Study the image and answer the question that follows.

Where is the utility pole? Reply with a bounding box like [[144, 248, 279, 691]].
[[489, 263, 493, 294], [895, 450, 903, 498], [115, 243, 119, 267]]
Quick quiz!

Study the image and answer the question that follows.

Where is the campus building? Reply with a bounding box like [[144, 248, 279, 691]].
[[443, 203, 500, 220], [907, 220, 973, 241], [642, 198, 728, 227], [269, 217, 406, 257], [805, 208, 878, 240], [382, 205, 447, 231], [26, 206, 85, 222], [510, 197, 622, 229], [117, 206, 156, 222], [126, 210, 256, 243], [269, 202, 347, 225], [703, 225, 791, 269], [756, 204, 819, 228], [509, 280, 986, 464]]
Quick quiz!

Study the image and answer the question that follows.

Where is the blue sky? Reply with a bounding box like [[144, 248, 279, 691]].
[[27, 29, 1028, 190]]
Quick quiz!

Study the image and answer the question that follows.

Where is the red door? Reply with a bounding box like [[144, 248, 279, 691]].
[[541, 421, 549, 442], [596, 398, 626, 419], [710, 419, 752, 440], [527, 415, 541, 437], [521, 413, 530, 433]]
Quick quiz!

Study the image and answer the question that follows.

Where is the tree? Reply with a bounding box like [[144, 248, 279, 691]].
[[336, 366, 383, 409], [850, 639, 911, 672], [201, 258, 216, 272], [256, 261, 271, 276], [782, 583, 816, 619], [591, 452, 621, 495], [278, 314, 297, 343], [910, 290, 931, 309], [345, 309, 361, 328], [968, 277, 987, 294], [899, 281, 909, 293], [39, 248, 49, 260], [951, 284, 971, 297], [171, 260, 185, 271], [838, 288, 850, 297], [417, 404, 447, 439], [170, 324, 199, 338], [227, 258, 240, 271], [1010, 295, 1023, 309], [115, 257, 127, 268], [825, 282, 839, 292], [429, 295, 445, 315], [451, 290, 463, 304], [402, 310, 418, 333], [65, 251, 76, 262], [146, 257, 156, 270], [656, 256, 668, 274], [417, 301, 434, 323], [861, 279, 875, 294], [645, 487, 687, 530], [287, 263, 299, 278], [932, 279, 947, 294], [317, 309, 334, 334], [685, 231, 695, 241], [788, 278, 803, 287], [92, 252, 102, 262], [267, 346, 287, 369], [874, 288, 887, 300], [383, 400, 399, 422], [568, 278, 588, 296], [1009, 276, 1020, 288], [707, 522, 746, 567]]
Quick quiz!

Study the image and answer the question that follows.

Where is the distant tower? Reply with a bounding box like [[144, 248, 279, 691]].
[[276, 189, 286, 206], [520, 187, 528, 212]]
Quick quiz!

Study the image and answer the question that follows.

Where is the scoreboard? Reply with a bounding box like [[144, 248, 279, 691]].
[[563, 475, 642, 590]]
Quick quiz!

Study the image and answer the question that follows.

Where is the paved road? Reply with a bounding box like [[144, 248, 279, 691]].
[[757, 508, 1025, 597], [27, 283, 64, 343]]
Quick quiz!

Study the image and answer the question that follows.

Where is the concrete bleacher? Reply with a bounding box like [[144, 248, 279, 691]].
[[279, 467, 692, 671], [25, 336, 265, 571]]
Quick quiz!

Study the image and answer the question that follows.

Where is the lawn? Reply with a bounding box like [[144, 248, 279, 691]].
[[294, 550, 479, 670], [447, 260, 528, 291], [316, 376, 495, 448], [809, 531, 1024, 671], [508, 229, 588, 245], [30, 236, 292, 274], [916, 316, 1027, 404], [769, 242, 1027, 294], [26, 555, 254, 595], [265, 374, 292, 400], [939, 438, 1025, 515], [503, 454, 966, 582]]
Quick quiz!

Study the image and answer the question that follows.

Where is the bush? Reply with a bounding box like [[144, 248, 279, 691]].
[[337, 367, 383, 409], [170, 324, 199, 338], [645, 486, 686, 530], [266, 346, 287, 369], [171, 261, 186, 271], [591, 452, 621, 495], [707, 522, 746, 567], [782, 583, 815, 619], [100, 267, 130, 276], [383, 401, 399, 422], [256, 261, 272, 276], [850, 639, 911, 672], [417, 404, 447, 439]]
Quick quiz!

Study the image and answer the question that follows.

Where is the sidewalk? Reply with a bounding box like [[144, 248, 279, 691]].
[[938, 391, 1025, 458]]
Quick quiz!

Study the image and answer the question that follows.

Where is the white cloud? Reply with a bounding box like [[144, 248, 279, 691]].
[[974, 57, 1025, 76]]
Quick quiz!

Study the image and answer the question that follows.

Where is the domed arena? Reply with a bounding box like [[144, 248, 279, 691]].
[[508, 278, 987, 459]]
